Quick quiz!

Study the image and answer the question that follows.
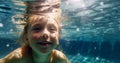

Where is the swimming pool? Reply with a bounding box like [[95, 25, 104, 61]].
[[0, 0, 120, 63]]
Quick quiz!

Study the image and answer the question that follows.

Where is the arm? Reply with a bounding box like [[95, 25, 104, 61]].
[[0, 48, 23, 63]]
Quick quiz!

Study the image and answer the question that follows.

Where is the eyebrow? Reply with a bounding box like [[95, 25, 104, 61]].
[[47, 22, 59, 29], [31, 21, 46, 28], [29, 16, 47, 25]]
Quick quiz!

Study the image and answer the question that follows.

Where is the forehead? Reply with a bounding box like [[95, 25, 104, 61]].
[[28, 15, 59, 27]]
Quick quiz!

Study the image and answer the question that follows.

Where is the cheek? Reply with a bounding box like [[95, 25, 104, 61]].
[[27, 32, 40, 42], [51, 33, 59, 41], [31, 33, 41, 40]]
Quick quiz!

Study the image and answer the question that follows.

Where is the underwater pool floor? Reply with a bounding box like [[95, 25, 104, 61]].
[[68, 54, 116, 63]]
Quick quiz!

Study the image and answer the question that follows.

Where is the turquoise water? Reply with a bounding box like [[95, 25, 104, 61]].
[[0, 0, 120, 63]]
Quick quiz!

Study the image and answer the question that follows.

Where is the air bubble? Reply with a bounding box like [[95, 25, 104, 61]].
[[6, 44, 10, 47], [76, 28, 80, 31], [0, 23, 3, 27]]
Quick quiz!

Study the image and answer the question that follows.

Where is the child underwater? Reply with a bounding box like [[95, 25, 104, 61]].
[[0, 0, 70, 63]]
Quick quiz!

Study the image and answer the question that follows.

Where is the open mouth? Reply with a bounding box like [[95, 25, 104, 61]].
[[37, 42, 52, 46]]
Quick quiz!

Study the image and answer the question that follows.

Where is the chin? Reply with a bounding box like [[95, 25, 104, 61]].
[[38, 48, 53, 54], [39, 50, 52, 55]]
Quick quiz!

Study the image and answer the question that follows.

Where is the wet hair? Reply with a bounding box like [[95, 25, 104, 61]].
[[24, 0, 61, 14]]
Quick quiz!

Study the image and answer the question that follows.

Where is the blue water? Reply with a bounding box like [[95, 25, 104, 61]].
[[0, 0, 120, 63]]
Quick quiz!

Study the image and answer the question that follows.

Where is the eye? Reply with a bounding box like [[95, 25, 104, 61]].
[[32, 27, 42, 32], [50, 27, 55, 30], [49, 26, 56, 32]]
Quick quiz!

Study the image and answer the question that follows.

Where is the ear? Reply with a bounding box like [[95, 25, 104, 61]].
[[23, 25, 29, 45], [24, 33, 29, 45]]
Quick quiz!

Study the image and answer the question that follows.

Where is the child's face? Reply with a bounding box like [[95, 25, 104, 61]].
[[26, 17, 59, 54]]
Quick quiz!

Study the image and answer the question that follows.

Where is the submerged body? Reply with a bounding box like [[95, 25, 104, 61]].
[[0, 45, 69, 63]]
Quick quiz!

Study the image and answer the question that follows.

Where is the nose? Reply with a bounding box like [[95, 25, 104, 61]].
[[41, 29, 50, 41]]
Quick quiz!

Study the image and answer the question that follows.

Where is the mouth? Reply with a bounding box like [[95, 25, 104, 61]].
[[37, 41, 52, 47]]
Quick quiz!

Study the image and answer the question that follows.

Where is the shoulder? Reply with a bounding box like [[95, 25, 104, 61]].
[[51, 50, 70, 63], [53, 50, 66, 59], [0, 48, 23, 63]]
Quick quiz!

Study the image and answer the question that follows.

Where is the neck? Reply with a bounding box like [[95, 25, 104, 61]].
[[32, 51, 52, 63]]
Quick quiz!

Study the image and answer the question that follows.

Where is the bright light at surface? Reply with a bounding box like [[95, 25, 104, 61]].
[[63, 0, 97, 11], [69, 0, 86, 8]]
